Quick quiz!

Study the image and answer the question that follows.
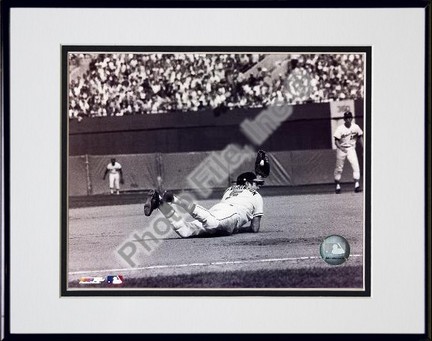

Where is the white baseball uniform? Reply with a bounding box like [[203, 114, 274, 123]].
[[107, 162, 122, 190], [168, 185, 264, 238], [333, 122, 363, 181]]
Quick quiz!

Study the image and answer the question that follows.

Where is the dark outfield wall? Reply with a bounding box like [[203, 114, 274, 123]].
[[69, 149, 359, 196], [69, 100, 364, 156]]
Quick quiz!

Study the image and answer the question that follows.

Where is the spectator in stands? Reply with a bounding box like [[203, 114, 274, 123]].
[[68, 53, 364, 119]]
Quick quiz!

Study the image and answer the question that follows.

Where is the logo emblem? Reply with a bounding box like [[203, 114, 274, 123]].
[[79, 276, 105, 284], [320, 235, 350, 265], [106, 275, 124, 285], [285, 68, 313, 101], [78, 275, 125, 285]]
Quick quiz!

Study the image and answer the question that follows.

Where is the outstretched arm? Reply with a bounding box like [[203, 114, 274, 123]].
[[249, 216, 262, 233], [102, 168, 109, 180]]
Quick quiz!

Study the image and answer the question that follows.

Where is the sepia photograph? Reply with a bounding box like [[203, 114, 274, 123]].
[[63, 47, 370, 294]]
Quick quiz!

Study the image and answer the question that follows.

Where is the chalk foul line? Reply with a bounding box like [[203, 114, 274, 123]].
[[69, 254, 362, 275]]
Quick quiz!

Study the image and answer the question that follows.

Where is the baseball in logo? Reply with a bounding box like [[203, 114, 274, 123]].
[[319, 235, 351, 265]]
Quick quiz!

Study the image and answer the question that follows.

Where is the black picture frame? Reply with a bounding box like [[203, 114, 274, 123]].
[[1, 0, 430, 339]]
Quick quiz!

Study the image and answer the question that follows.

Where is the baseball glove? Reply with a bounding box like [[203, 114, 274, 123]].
[[255, 150, 270, 178]]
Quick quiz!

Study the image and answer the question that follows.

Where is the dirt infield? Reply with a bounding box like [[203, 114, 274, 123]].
[[67, 188, 365, 292]]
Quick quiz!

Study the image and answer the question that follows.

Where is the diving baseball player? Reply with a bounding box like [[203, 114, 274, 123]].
[[333, 111, 364, 193], [143, 151, 270, 238], [102, 158, 124, 195]]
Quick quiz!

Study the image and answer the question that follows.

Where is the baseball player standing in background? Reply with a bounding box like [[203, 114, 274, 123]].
[[333, 111, 364, 194], [102, 158, 124, 195]]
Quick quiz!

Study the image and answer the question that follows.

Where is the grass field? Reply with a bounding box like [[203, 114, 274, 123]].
[[67, 188, 365, 292]]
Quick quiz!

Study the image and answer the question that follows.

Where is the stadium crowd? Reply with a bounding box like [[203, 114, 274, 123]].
[[69, 53, 364, 120]]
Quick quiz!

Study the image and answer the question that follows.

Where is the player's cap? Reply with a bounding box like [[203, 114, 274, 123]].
[[236, 172, 264, 185], [344, 111, 353, 119]]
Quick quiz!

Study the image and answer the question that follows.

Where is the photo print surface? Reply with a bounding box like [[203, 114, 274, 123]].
[[63, 47, 370, 295]]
